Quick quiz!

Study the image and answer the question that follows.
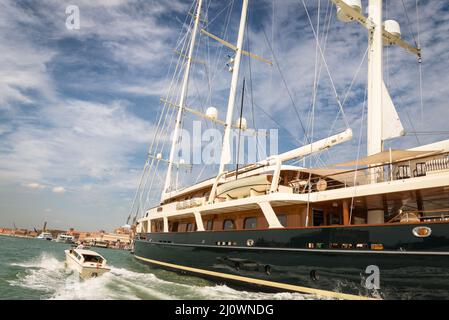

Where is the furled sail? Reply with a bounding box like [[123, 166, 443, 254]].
[[382, 80, 405, 141]]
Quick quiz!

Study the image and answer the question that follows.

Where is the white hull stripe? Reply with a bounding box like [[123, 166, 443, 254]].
[[134, 254, 375, 300], [138, 240, 449, 256]]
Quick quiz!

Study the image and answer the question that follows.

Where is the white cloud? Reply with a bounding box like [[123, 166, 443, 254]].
[[24, 182, 46, 190], [82, 184, 93, 191], [0, 99, 155, 188], [52, 186, 66, 194]]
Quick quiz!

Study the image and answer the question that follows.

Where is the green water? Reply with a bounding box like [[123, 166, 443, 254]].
[[0, 235, 317, 300]]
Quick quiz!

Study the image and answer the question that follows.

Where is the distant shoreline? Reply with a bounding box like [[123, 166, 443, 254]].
[[0, 234, 34, 239]]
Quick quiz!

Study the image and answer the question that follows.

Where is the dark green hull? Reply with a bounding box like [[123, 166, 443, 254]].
[[134, 222, 449, 299]]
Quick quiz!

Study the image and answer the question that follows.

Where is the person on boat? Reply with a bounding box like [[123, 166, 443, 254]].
[[76, 242, 85, 249]]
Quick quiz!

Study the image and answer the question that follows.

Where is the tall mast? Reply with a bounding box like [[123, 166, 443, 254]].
[[367, 0, 383, 156], [162, 0, 203, 202], [366, 0, 385, 223], [218, 0, 249, 176]]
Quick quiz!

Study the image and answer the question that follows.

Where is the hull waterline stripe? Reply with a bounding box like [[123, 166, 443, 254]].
[[134, 254, 375, 300], [139, 241, 449, 256]]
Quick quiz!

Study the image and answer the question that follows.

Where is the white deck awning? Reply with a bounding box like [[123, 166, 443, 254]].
[[333, 149, 441, 167]]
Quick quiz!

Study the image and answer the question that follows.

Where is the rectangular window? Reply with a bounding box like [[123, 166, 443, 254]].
[[312, 209, 324, 226], [186, 223, 195, 232], [277, 214, 287, 227], [170, 222, 179, 232], [329, 213, 341, 225], [206, 220, 214, 231]]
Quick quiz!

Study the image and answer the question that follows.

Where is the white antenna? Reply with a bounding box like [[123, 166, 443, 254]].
[[218, 0, 250, 176], [162, 0, 204, 202]]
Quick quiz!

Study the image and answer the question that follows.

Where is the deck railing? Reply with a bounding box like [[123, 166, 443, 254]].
[[291, 153, 449, 194]]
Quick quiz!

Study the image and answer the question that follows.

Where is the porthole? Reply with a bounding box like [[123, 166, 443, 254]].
[[265, 265, 272, 275], [310, 270, 319, 281], [413, 226, 432, 238], [246, 239, 255, 247]]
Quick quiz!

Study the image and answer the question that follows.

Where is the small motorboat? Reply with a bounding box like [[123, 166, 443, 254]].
[[56, 233, 75, 244], [65, 248, 110, 279], [36, 232, 53, 241]]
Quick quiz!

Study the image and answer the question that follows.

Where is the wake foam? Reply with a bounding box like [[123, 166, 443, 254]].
[[9, 253, 328, 300]]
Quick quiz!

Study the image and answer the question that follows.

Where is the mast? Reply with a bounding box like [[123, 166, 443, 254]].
[[367, 0, 383, 156], [366, 0, 385, 224], [218, 0, 249, 176], [162, 0, 203, 202]]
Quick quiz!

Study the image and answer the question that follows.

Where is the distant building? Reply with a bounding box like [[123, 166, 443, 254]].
[[67, 228, 81, 240], [28, 231, 38, 237], [77, 232, 91, 242], [0, 228, 14, 235], [103, 233, 131, 245], [14, 229, 28, 236], [80, 229, 131, 249], [114, 226, 132, 235]]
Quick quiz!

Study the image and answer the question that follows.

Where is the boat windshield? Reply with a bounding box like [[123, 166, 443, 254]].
[[83, 255, 103, 263]]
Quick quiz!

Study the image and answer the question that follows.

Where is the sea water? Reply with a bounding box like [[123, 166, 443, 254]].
[[0, 235, 324, 300]]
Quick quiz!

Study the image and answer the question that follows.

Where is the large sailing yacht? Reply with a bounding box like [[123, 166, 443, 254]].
[[132, 0, 449, 299]]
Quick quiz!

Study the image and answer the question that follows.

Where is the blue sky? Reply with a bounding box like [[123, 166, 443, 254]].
[[1, 0, 448, 231]]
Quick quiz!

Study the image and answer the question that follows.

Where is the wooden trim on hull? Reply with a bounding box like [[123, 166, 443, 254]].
[[134, 254, 376, 300]]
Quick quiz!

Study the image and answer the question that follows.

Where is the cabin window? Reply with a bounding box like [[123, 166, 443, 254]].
[[277, 214, 287, 227], [205, 219, 214, 231], [244, 217, 257, 229], [312, 209, 325, 226], [186, 223, 195, 232], [223, 219, 235, 230], [170, 222, 179, 232], [152, 220, 163, 232], [84, 255, 102, 263], [329, 213, 341, 225]]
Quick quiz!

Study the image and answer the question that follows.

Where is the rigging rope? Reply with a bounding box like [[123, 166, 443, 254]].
[[416, 0, 424, 121], [131, 2, 197, 222], [246, 2, 259, 162], [349, 84, 368, 224], [305, 0, 321, 224], [194, 0, 235, 184], [128, 2, 196, 223], [320, 46, 369, 167], [299, 0, 350, 130], [261, 28, 310, 145], [400, 0, 419, 48]]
